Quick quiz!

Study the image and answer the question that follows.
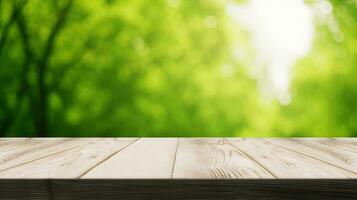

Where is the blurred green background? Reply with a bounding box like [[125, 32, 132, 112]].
[[0, 0, 356, 137]]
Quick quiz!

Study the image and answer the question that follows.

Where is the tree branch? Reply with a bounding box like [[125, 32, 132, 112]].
[[0, 0, 27, 55], [35, 0, 72, 136], [0, 8, 33, 135]]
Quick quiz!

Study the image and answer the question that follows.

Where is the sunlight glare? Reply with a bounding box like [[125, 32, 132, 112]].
[[227, 0, 315, 105]]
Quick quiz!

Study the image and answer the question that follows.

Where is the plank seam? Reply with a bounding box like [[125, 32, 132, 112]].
[[78, 138, 140, 178], [0, 139, 94, 173], [271, 141, 357, 176], [225, 138, 278, 179], [170, 138, 180, 179]]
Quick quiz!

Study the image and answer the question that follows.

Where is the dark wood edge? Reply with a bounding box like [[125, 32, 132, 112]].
[[1, 179, 357, 200]]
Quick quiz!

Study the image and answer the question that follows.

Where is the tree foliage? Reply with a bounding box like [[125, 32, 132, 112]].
[[0, 0, 356, 137]]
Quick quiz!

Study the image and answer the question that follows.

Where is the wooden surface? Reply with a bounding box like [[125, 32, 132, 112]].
[[0, 138, 357, 199]]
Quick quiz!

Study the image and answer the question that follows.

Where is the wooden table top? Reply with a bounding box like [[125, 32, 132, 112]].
[[1, 138, 357, 179]]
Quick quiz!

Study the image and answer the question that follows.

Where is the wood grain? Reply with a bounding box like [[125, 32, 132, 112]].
[[82, 138, 178, 178], [0, 138, 92, 172], [269, 138, 357, 174], [173, 138, 274, 178], [0, 179, 50, 200], [0, 138, 43, 153], [1, 138, 357, 199], [0, 179, 357, 200], [0, 138, 136, 178], [227, 138, 357, 178], [50, 179, 357, 200], [1, 138, 357, 179], [316, 138, 357, 153]]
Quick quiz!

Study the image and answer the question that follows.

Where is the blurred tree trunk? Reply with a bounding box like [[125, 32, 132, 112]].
[[0, 1, 29, 136], [0, 1, 27, 55], [35, 0, 72, 137], [0, 0, 72, 137]]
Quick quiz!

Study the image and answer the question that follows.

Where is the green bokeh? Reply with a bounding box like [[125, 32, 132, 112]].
[[0, 0, 356, 137]]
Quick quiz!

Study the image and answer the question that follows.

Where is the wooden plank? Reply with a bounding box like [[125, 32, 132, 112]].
[[227, 138, 357, 178], [0, 138, 44, 153], [0, 138, 136, 178], [82, 138, 178, 178], [0, 179, 50, 200], [269, 139, 357, 174], [0, 138, 32, 146], [0, 138, 357, 200], [0, 138, 93, 171], [316, 138, 357, 153], [173, 138, 274, 178], [0, 179, 356, 200], [49, 179, 357, 200]]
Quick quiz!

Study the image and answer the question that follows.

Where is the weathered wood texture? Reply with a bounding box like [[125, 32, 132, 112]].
[[82, 138, 178, 178], [0, 138, 357, 199]]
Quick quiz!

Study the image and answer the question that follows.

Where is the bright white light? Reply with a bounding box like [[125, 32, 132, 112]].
[[227, 0, 315, 105], [314, 0, 343, 42]]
